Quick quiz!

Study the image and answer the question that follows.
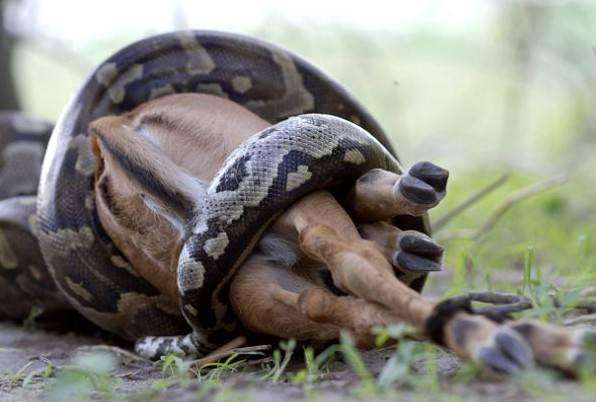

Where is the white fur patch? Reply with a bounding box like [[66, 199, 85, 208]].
[[259, 234, 299, 268]]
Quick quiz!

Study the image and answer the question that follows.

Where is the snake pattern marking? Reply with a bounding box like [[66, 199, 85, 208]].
[[0, 30, 430, 357]]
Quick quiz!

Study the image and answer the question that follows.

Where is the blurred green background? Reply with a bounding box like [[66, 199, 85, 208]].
[[2, 0, 595, 295]]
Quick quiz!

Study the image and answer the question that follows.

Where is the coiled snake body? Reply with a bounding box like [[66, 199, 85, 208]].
[[0, 31, 429, 356]]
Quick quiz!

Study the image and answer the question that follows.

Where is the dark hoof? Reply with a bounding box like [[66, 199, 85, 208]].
[[409, 161, 449, 193], [394, 251, 442, 272], [399, 175, 437, 205], [478, 347, 521, 374], [495, 330, 533, 369], [400, 233, 444, 258], [478, 329, 533, 374]]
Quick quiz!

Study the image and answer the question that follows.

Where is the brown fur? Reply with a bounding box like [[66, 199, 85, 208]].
[[90, 93, 588, 371], [90, 94, 269, 305]]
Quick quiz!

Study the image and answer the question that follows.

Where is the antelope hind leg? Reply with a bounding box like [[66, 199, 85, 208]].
[[274, 190, 533, 373], [136, 240, 400, 358], [136, 190, 533, 372], [229, 253, 399, 349], [358, 221, 592, 373]]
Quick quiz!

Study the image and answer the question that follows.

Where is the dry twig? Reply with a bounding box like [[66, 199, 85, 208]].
[[576, 300, 596, 313], [437, 175, 567, 241], [189, 337, 271, 373], [563, 313, 596, 326], [434, 173, 510, 232]]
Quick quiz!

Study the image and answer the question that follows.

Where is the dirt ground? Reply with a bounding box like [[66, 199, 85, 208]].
[[0, 317, 594, 402]]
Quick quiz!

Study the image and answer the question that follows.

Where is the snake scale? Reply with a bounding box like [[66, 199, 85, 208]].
[[0, 30, 430, 357]]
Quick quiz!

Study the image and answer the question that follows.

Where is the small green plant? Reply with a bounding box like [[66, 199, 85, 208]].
[[373, 323, 433, 390], [263, 339, 296, 382], [46, 351, 118, 402], [22, 359, 54, 389], [152, 352, 202, 392], [0, 362, 35, 392], [289, 347, 316, 384], [23, 306, 44, 330], [515, 369, 561, 400], [417, 344, 440, 394], [377, 341, 419, 387], [372, 323, 413, 348], [195, 353, 246, 383], [445, 251, 473, 297], [289, 344, 341, 388], [158, 352, 189, 378], [339, 331, 375, 394]]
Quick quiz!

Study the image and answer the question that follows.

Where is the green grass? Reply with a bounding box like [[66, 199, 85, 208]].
[[7, 5, 596, 400], [430, 170, 596, 296]]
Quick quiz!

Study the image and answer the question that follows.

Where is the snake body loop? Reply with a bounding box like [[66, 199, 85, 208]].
[[179, 114, 402, 345], [0, 31, 429, 351]]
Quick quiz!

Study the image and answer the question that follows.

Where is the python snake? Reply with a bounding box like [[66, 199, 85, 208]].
[[0, 31, 430, 357]]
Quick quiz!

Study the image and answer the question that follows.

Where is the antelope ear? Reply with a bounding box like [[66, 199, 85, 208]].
[[90, 115, 206, 225]]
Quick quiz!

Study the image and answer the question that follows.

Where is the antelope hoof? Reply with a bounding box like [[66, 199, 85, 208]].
[[360, 224, 444, 274], [509, 320, 596, 374], [398, 161, 448, 206], [410, 161, 449, 193], [476, 328, 534, 374], [445, 314, 534, 375], [394, 231, 443, 273]]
